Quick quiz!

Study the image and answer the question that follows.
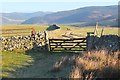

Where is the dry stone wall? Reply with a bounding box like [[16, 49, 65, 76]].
[[87, 35, 120, 51], [0, 32, 48, 51], [1, 33, 119, 52]]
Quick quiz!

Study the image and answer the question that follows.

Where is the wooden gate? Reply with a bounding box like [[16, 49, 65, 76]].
[[49, 38, 87, 51]]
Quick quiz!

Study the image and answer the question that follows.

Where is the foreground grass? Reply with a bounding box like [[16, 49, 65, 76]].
[[1, 51, 33, 77]]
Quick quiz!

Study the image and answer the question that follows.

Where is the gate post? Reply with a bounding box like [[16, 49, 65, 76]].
[[86, 32, 94, 51], [44, 31, 49, 51]]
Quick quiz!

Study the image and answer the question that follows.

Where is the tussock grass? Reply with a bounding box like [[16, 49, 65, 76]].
[[52, 56, 69, 72], [69, 50, 120, 78]]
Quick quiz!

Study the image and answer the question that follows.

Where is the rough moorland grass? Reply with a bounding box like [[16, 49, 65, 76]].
[[73, 50, 120, 78], [1, 51, 33, 77]]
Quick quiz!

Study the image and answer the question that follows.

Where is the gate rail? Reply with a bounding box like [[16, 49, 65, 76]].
[[49, 38, 87, 51]]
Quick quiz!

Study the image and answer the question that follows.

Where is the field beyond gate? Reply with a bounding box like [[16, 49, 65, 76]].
[[49, 38, 87, 51]]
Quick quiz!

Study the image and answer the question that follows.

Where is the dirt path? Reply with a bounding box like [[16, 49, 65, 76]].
[[10, 52, 78, 78]]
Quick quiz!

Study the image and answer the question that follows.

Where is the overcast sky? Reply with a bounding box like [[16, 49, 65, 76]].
[[0, 0, 119, 13]]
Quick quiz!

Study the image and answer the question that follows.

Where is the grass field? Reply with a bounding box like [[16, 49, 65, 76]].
[[1, 24, 48, 37], [1, 24, 119, 38]]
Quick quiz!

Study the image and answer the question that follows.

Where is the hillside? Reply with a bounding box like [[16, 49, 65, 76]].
[[0, 11, 52, 24], [22, 5, 118, 27], [0, 16, 24, 25]]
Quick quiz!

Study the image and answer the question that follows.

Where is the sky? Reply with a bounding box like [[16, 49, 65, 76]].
[[0, 0, 119, 13]]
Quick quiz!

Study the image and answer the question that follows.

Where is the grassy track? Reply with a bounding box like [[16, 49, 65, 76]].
[[1, 51, 77, 78], [1, 51, 33, 77]]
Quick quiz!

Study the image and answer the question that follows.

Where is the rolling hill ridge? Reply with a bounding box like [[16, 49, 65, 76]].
[[1, 5, 118, 26], [22, 5, 118, 26]]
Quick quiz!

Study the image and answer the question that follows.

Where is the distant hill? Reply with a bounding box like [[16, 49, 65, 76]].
[[22, 5, 118, 27], [0, 16, 24, 25], [0, 11, 52, 24]]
